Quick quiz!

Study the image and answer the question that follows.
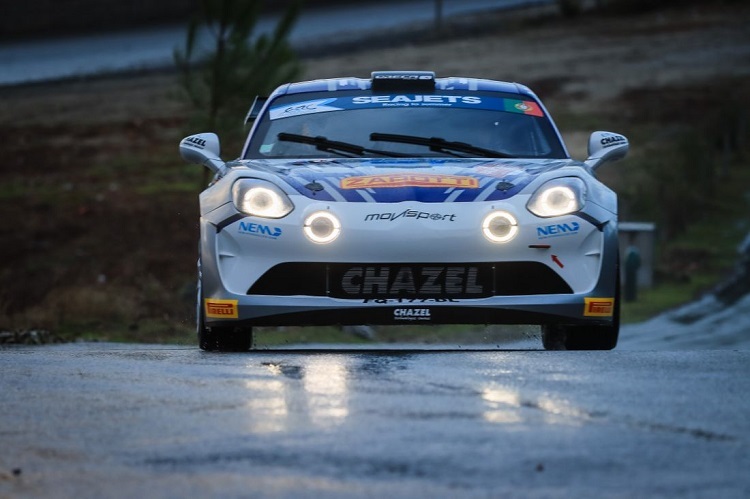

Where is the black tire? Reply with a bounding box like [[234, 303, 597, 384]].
[[196, 261, 253, 352], [199, 323, 253, 352], [541, 305, 619, 350], [542, 256, 621, 351], [542, 321, 619, 351], [541, 323, 568, 350]]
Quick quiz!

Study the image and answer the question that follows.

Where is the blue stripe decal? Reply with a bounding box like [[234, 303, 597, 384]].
[[254, 158, 572, 203]]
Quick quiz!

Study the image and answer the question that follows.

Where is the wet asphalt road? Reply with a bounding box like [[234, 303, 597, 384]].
[[1, 343, 749, 498]]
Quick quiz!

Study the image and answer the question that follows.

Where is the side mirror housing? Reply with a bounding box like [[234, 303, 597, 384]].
[[179, 133, 227, 175], [585, 131, 629, 170]]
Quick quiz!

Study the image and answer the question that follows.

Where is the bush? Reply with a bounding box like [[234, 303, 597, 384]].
[[174, 0, 303, 145]]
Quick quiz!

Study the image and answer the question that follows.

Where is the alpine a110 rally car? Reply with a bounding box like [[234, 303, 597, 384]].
[[180, 71, 629, 351]]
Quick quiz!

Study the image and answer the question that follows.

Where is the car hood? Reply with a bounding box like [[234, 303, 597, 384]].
[[237, 157, 580, 203]]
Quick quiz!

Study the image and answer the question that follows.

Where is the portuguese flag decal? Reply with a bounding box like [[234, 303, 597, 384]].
[[504, 99, 544, 117]]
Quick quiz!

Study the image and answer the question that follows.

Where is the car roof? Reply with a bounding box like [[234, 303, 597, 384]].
[[273, 75, 537, 100], [243, 72, 569, 158]]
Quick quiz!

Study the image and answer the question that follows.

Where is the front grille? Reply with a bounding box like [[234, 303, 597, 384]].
[[247, 262, 572, 298]]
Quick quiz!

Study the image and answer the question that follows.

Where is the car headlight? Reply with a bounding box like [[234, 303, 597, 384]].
[[482, 211, 518, 243], [232, 179, 294, 218], [304, 211, 341, 244], [527, 177, 586, 217]]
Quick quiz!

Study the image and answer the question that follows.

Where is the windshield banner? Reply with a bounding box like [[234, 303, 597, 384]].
[[268, 95, 543, 120]]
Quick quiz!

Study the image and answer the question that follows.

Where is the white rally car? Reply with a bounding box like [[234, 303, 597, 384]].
[[180, 71, 629, 351]]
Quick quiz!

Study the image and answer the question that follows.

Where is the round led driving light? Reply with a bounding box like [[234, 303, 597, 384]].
[[304, 211, 341, 244], [482, 211, 518, 243]]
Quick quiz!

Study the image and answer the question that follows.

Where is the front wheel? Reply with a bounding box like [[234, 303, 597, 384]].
[[542, 257, 620, 351], [198, 323, 254, 352], [542, 322, 619, 350], [196, 265, 253, 352]]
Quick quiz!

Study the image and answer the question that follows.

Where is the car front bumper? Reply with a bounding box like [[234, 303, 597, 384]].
[[199, 197, 619, 328]]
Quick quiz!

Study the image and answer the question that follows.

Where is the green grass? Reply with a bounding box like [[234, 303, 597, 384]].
[[54, 318, 195, 345], [620, 149, 750, 323], [622, 283, 702, 324]]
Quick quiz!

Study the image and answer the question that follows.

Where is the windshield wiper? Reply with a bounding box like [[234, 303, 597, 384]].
[[370, 132, 514, 158], [277, 133, 411, 158]]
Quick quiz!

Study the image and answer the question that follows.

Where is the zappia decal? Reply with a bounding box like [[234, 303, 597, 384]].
[[340, 174, 479, 190]]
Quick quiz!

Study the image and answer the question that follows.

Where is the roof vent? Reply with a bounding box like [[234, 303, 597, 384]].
[[371, 71, 436, 92]]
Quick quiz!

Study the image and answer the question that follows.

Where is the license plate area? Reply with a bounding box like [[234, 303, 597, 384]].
[[328, 263, 493, 299]]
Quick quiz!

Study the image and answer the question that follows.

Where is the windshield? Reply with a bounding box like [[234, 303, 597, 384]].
[[244, 90, 567, 160]]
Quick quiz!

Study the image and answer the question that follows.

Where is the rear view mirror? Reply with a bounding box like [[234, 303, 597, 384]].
[[585, 131, 629, 170], [179, 133, 226, 175]]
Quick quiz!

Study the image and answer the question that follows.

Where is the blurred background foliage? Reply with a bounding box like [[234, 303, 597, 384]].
[[174, 0, 302, 148]]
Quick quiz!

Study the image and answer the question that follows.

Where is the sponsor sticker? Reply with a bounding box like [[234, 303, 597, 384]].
[[352, 95, 482, 106], [365, 209, 456, 222], [205, 299, 239, 319], [394, 308, 432, 321], [269, 98, 342, 120], [340, 266, 486, 297], [504, 99, 544, 117], [341, 174, 479, 190], [600, 134, 627, 148], [238, 221, 282, 239], [373, 74, 434, 81], [584, 297, 614, 317], [266, 95, 546, 120], [537, 222, 580, 239], [363, 298, 459, 304], [183, 136, 206, 149]]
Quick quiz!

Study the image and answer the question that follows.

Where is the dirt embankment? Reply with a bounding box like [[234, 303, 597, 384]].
[[0, 2, 748, 340]]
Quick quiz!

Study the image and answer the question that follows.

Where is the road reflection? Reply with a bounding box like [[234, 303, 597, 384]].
[[302, 358, 349, 425], [243, 378, 289, 433], [482, 382, 591, 426], [481, 385, 524, 424], [241, 357, 351, 433], [241, 354, 590, 433]]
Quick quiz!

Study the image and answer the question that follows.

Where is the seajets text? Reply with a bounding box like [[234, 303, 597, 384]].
[[352, 95, 481, 105]]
